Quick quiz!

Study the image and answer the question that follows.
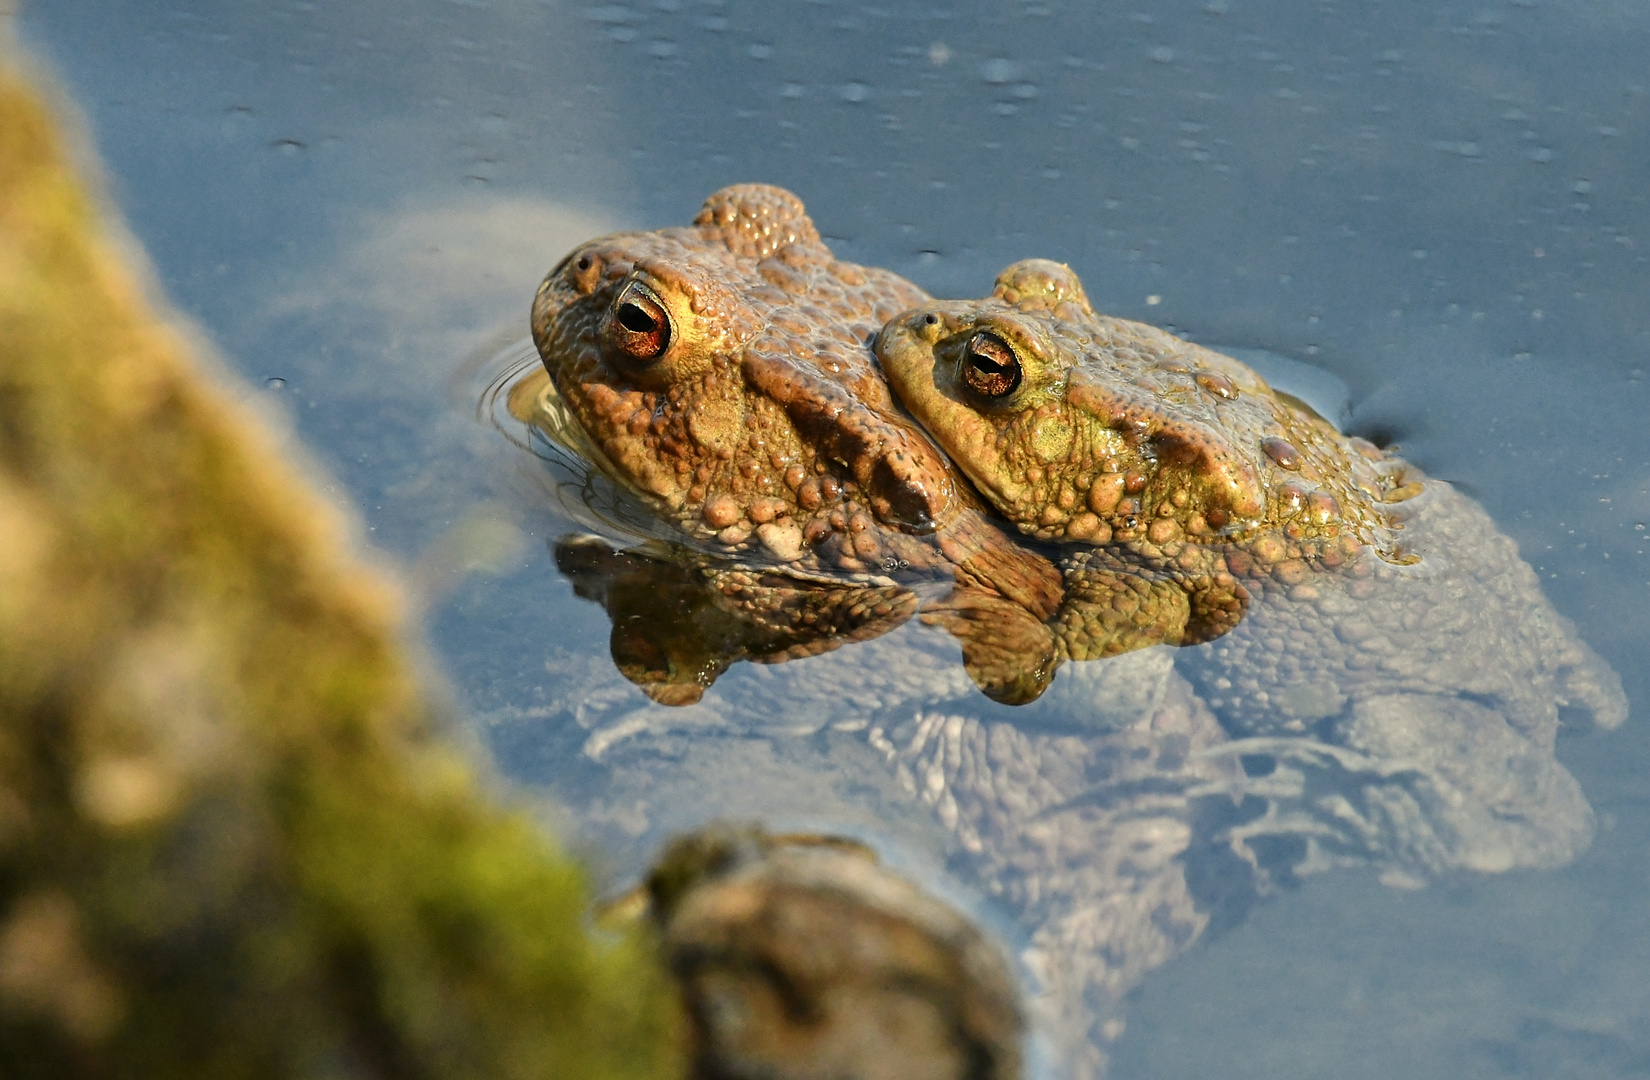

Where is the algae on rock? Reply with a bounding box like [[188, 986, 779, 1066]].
[[0, 57, 680, 1080]]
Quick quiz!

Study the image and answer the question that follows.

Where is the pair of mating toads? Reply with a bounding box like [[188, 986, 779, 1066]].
[[522, 183, 1620, 738], [515, 184, 1625, 1078]]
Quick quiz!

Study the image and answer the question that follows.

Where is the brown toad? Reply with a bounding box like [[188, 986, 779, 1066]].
[[876, 259, 1626, 741], [528, 187, 1064, 701]]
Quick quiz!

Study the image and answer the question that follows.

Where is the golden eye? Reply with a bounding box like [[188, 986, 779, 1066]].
[[962, 331, 1021, 398], [608, 280, 671, 362]]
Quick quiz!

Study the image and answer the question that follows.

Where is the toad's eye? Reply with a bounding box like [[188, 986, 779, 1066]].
[[608, 281, 671, 362], [962, 331, 1021, 398]]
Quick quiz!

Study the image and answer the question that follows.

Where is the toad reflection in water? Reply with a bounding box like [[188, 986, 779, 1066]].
[[531, 527, 1610, 1079], [487, 192, 1625, 1078]]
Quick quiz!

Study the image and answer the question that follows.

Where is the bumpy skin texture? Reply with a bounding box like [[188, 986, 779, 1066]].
[[530, 188, 1064, 702], [877, 259, 1627, 741], [877, 259, 1416, 650], [1192, 472, 1627, 745], [536, 186, 987, 574]]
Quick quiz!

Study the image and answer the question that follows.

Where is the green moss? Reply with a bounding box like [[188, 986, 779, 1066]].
[[0, 57, 681, 1080]]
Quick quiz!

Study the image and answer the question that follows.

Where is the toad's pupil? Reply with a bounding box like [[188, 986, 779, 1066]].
[[618, 302, 657, 334], [963, 332, 1021, 398], [611, 283, 671, 360]]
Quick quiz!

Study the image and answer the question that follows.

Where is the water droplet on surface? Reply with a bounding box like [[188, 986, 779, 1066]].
[[585, 5, 636, 26], [1149, 45, 1175, 63], [748, 43, 773, 60], [838, 82, 868, 103], [928, 42, 951, 66], [1146, 295, 1161, 306], [1195, 372, 1237, 399], [264, 376, 286, 390], [1262, 437, 1303, 470], [979, 58, 1023, 84], [271, 138, 305, 155]]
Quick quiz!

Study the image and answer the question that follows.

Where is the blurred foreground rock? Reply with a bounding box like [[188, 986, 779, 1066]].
[[637, 827, 1022, 1080], [0, 57, 679, 1079]]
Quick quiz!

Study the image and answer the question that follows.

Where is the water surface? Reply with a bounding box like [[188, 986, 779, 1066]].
[[19, 1, 1650, 1076]]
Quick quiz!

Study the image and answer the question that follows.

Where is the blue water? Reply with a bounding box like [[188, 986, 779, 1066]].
[[17, 1, 1650, 1075]]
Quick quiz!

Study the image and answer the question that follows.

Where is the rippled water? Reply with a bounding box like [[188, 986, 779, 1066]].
[[18, 1, 1650, 1076]]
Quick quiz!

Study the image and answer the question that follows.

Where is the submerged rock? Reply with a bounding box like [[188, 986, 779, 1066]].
[[631, 826, 1022, 1080]]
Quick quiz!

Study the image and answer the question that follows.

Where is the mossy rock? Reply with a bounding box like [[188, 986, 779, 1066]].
[[0, 53, 680, 1080]]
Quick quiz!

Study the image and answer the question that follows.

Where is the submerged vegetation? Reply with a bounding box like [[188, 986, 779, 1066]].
[[0, 58, 680, 1079]]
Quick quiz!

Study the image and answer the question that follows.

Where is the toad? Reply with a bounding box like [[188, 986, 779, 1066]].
[[876, 259, 1625, 741], [528, 187, 1065, 702]]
